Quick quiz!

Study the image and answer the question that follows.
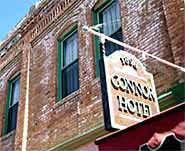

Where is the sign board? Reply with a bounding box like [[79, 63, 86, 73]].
[[100, 51, 160, 130]]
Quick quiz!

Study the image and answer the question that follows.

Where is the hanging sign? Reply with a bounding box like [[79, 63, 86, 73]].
[[100, 51, 160, 130]]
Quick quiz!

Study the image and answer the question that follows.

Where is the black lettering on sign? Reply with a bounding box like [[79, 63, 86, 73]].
[[120, 57, 137, 71], [117, 95, 151, 118]]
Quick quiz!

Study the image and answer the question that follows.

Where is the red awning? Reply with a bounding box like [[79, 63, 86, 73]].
[[139, 133, 184, 151], [95, 103, 185, 150]]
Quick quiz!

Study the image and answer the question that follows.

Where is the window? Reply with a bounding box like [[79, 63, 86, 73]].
[[58, 28, 79, 100], [99, 0, 123, 55], [94, 0, 123, 75], [4, 75, 20, 135]]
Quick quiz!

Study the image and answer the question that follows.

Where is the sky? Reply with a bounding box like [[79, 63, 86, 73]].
[[0, 0, 38, 41]]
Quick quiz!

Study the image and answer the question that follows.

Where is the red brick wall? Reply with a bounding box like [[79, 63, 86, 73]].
[[0, 47, 22, 150], [0, 0, 184, 150], [121, 0, 184, 94], [25, 26, 104, 149], [162, 0, 185, 82], [76, 142, 99, 151]]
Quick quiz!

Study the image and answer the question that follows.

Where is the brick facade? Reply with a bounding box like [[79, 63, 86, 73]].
[[0, 0, 184, 150]]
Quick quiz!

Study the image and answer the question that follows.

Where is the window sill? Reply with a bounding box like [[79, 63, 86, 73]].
[[0, 130, 16, 142], [54, 78, 100, 110], [54, 90, 80, 109]]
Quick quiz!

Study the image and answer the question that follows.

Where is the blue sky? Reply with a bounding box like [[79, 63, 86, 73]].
[[0, 0, 38, 41]]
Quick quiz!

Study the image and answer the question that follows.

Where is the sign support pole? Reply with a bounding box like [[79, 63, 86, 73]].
[[82, 26, 185, 73]]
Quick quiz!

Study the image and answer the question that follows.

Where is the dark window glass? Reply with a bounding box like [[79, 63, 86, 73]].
[[7, 77, 20, 133], [7, 103, 19, 132], [62, 32, 79, 98]]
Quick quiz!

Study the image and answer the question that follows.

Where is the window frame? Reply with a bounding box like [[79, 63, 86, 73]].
[[3, 73, 20, 135], [93, 0, 122, 77], [57, 25, 79, 101]]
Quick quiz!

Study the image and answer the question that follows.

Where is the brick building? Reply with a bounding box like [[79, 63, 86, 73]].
[[0, 0, 184, 150]]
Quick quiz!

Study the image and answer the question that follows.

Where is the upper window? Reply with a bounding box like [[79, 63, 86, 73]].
[[58, 28, 79, 100], [94, 0, 123, 75], [100, 0, 121, 36], [4, 74, 20, 135]]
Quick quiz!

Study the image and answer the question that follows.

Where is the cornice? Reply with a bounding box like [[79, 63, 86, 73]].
[[0, 0, 82, 55], [29, 0, 82, 46], [30, 0, 82, 47]]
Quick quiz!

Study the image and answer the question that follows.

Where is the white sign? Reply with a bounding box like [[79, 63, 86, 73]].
[[102, 51, 159, 130]]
